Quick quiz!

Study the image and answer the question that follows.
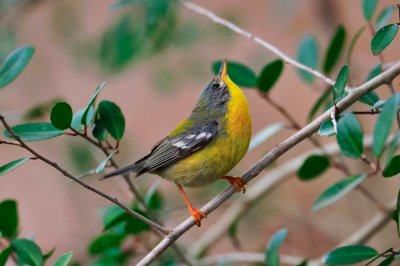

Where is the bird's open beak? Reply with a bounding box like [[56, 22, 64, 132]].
[[218, 58, 228, 81]]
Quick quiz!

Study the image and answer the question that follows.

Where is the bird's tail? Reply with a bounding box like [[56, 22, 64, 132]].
[[100, 162, 143, 180]]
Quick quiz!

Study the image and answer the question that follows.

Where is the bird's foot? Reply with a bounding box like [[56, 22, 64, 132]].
[[222, 176, 246, 193], [189, 207, 207, 227]]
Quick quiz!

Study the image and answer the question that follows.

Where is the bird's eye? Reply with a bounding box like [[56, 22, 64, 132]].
[[212, 83, 220, 89]]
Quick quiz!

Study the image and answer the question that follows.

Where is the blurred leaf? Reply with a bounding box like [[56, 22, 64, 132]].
[[359, 92, 380, 106], [68, 143, 97, 172], [337, 113, 363, 158], [88, 248, 128, 266], [23, 98, 63, 121], [249, 122, 285, 150], [98, 101, 125, 140], [0, 158, 29, 176], [43, 247, 55, 262], [296, 35, 318, 84], [92, 120, 108, 142], [318, 119, 335, 137], [103, 205, 149, 234], [257, 60, 284, 93], [393, 189, 400, 238], [124, 208, 150, 234], [296, 260, 308, 266], [212, 60, 257, 88], [366, 63, 382, 81], [71, 108, 94, 132], [0, 46, 35, 89], [312, 174, 366, 211], [333, 65, 349, 103], [88, 233, 124, 255], [371, 24, 398, 55], [376, 6, 396, 30], [370, 99, 386, 110], [297, 155, 330, 181], [54, 252, 73, 266], [96, 151, 117, 174], [110, 0, 146, 9], [363, 0, 378, 21], [378, 256, 395, 266], [308, 88, 332, 121], [12, 239, 43, 266], [228, 220, 239, 239], [346, 26, 365, 64], [145, 183, 163, 210], [323, 25, 346, 74], [323, 245, 377, 265], [0, 246, 12, 266], [4, 123, 64, 142], [385, 132, 400, 167], [50, 102, 73, 130], [383, 155, 400, 177], [0, 30, 16, 63], [265, 228, 288, 266], [82, 82, 106, 126], [0, 200, 18, 239], [103, 206, 126, 231], [373, 94, 400, 158]]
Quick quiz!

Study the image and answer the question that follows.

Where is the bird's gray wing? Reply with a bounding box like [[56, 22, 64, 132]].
[[138, 121, 219, 174]]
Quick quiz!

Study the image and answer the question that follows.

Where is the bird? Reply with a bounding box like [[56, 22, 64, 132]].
[[102, 59, 252, 226]]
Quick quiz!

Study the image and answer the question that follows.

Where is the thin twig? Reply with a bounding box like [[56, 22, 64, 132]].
[[352, 110, 381, 115], [0, 139, 21, 146], [0, 115, 170, 236], [181, 0, 336, 86]]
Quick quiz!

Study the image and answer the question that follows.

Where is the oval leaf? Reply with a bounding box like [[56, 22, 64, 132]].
[[50, 102, 73, 130], [296, 35, 318, 84], [373, 94, 400, 158], [257, 60, 284, 93], [298, 155, 330, 181], [318, 119, 335, 137], [359, 91, 380, 106], [312, 174, 366, 211], [89, 233, 124, 255], [12, 239, 43, 266], [333, 65, 349, 103], [4, 122, 64, 142], [211, 60, 257, 88], [92, 120, 108, 142], [53, 251, 73, 266], [371, 24, 398, 55], [0, 46, 35, 89], [265, 228, 288, 266], [363, 0, 378, 21], [337, 113, 363, 158], [98, 101, 125, 140], [0, 158, 29, 176], [0, 200, 18, 239], [323, 25, 346, 74], [82, 81, 107, 125], [323, 245, 378, 265], [383, 155, 400, 177], [375, 6, 396, 30]]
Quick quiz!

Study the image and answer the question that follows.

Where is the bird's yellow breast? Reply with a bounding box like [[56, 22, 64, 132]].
[[159, 76, 252, 186]]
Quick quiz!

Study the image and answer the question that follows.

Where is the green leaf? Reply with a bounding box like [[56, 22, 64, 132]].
[[363, 0, 378, 21], [375, 6, 396, 30], [296, 260, 308, 266], [89, 233, 124, 255], [318, 119, 335, 137], [346, 26, 366, 65], [102, 206, 126, 231], [383, 155, 400, 177], [50, 102, 73, 130], [366, 63, 382, 81], [265, 228, 288, 266], [228, 220, 239, 239], [373, 94, 400, 158], [0, 158, 29, 176], [89, 248, 128, 266], [333, 65, 349, 103], [371, 24, 398, 55], [359, 92, 380, 106], [296, 35, 318, 84], [102, 205, 150, 234], [323, 245, 378, 265], [4, 122, 64, 142], [95, 151, 117, 174], [257, 60, 284, 93], [0, 200, 18, 238], [211, 60, 257, 88], [312, 174, 366, 211], [385, 132, 400, 167], [71, 108, 94, 132], [0, 246, 12, 266], [124, 209, 150, 234], [110, 0, 146, 9], [98, 101, 125, 140], [337, 113, 363, 158], [53, 252, 73, 266], [297, 155, 330, 181], [92, 120, 108, 142], [378, 256, 395, 266], [393, 189, 400, 238], [43, 247, 55, 262], [81, 82, 107, 125], [144, 183, 163, 210], [370, 99, 386, 110], [249, 122, 285, 150], [12, 239, 43, 266], [0, 46, 35, 89], [308, 88, 332, 121], [323, 25, 346, 74]]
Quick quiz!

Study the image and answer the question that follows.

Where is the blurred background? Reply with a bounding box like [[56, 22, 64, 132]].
[[1, 0, 400, 265]]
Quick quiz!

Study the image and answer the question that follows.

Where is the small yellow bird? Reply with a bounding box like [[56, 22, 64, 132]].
[[103, 59, 252, 226]]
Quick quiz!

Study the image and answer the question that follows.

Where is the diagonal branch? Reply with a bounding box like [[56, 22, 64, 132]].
[[136, 64, 400, 265]]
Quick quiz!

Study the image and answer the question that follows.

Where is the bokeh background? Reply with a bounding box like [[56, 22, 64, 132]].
[[1, 0, 400, 265]]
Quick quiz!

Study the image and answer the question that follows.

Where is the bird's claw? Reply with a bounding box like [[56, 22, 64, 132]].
[[189, 207, 207, 227], [223, 176, 246, 193]]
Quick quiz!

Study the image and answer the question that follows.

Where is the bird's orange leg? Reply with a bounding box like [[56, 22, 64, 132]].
[[222, 176, 246, 193], [177, 184, 207, 227]]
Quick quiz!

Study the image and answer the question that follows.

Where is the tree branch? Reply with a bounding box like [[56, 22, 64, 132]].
[[136, 63, 400, 265]]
